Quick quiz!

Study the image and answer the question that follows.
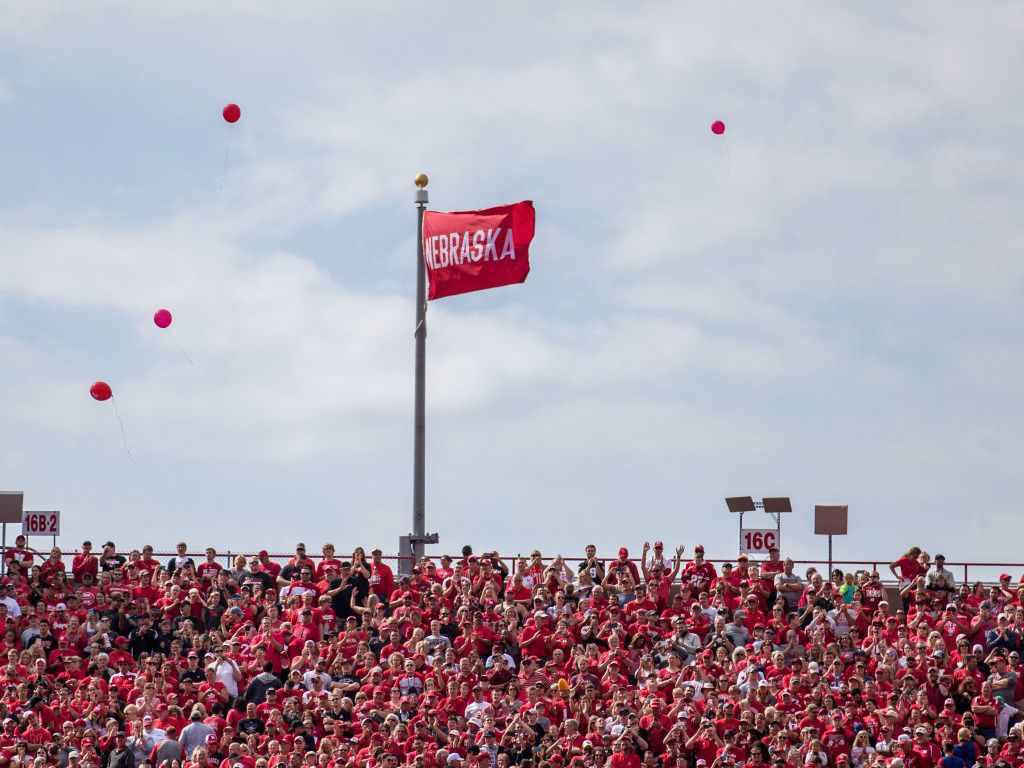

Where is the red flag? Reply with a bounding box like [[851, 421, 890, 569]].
[[422, 201, 535, 300]]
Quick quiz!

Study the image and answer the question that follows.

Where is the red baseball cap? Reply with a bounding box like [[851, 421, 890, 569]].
[[258, 550, 269, 557], [653, 541, 664, 548], [618, 548, 629, 558]]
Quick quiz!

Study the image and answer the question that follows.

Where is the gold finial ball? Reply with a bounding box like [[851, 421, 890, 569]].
[[414, 173, 429, 189]]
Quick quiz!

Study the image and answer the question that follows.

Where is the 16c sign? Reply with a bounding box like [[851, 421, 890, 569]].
[[22, 510, 60, 536], [740, 528, 777, 556]]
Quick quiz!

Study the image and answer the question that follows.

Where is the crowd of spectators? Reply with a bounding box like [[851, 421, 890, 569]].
[[2, 537, 1024, 768]]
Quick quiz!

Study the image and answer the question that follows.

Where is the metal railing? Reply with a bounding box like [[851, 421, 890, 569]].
[[11, 549, 1022, 588]]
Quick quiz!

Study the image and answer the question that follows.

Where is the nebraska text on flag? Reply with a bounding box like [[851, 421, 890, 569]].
[[422, 201, 535, 300]]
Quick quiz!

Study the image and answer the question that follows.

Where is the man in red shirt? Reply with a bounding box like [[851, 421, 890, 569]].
[[606, 549, 641, 585], [71, 541, 99, 584], [257, 550, 282, 579], [370, 548, 397, 602], [681, 546, 718, 593], [609, 737, 642, 768], [198, 668, 229, 711], [519, 612, 552, 659], [16, 711, 50, 746], [972, 681, 1001, 740], [908, 727, 941, 768], [3, 535, 34, 574], [197, 548, 223, 586]]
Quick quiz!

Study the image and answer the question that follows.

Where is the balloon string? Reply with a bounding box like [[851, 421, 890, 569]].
[[722, 137, 732, 184], [167, 330, 194, 366], [110, 396, 136, 465], [214, 125, 232, 203]]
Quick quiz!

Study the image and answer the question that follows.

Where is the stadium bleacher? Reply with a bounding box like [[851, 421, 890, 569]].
[[0, 539, 1022, 768]]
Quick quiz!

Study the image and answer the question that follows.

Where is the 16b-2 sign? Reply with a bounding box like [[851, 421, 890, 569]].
[[740, 528, 777, 555], [22, 510, 60, 536]]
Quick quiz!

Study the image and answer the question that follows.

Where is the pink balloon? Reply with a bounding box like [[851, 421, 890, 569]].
[[154, 309, 172, 329], [711, 120, 726, 135]]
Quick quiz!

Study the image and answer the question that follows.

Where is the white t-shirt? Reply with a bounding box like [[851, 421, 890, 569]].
[[208, 659, 240, 696]]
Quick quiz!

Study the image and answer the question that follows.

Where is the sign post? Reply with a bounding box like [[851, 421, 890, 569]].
[[727, 496, 791, 557], [814, 504, 848, 577], [0, 493, 24, 576]]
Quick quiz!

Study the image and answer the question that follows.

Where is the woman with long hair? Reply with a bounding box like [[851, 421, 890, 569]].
[[890, 547, 925, 589]]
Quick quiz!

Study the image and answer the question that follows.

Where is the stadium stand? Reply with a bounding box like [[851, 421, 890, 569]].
[[1, 538, 1023, 768]]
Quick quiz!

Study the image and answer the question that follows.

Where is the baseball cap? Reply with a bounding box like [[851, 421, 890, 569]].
[[1001, 574, 1012, 581], [618, 547, 629, 557], [143, 715, 153, 724], [654, 541, 664, 548]]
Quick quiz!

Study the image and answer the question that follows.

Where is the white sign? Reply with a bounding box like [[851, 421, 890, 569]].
[[739, 528, 778, 556], [22, 510, 60, 537]]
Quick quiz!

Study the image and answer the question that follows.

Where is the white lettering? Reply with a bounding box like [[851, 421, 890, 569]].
[[500, 229, 515, 260], [439, 234, 449, 267], [459, 231, 470, 264], [484, 229, 499, 261], [449, 232, 461, 265], [425, 237, 436, 269], [472, 230, 485, 262]]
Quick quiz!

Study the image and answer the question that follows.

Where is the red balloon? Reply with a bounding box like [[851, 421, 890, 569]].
[[154, 309, 172, 329], [223, 103, 241, 124], [711, 120, 726, 135], [90, 382, 112, 402]]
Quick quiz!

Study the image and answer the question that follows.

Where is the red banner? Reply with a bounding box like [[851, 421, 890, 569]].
[[422, 201, 535, 300]]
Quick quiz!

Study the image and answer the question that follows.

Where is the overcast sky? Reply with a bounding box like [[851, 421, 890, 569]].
[[1, 3, 1022, 570]]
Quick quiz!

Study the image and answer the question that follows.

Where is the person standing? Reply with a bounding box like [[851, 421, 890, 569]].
[[180, 709, 216, 760], [369, 548, 395, 602], [106, 732, 136, 768]]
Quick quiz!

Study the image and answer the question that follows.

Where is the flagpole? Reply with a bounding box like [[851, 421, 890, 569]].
[[411, 173, 429, 567]]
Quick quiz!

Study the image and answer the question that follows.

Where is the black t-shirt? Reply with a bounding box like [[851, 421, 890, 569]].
[[102, 554, 127, 572], [240, 571, 276, 594], [205, 604, 227, 631], [330, 674, 362, 701], [328, 573, 369, 619], [29, 632, 58, 656], [129, 627, 161, 657], [237, 717, 266, 735], [280, 557, 313, 584]]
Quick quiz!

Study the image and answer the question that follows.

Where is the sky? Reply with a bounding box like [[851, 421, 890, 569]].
[[1, 2, 1023, 572]]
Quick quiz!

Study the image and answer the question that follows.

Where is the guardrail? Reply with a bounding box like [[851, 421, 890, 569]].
[[8, 549, 1023, 588]]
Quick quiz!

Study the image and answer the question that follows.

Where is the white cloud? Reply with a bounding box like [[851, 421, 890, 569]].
[[0, 2, 1022, 562]]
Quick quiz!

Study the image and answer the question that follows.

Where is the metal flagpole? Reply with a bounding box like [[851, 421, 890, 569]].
[[413, 173, 428, 568], [399, 173, 438, 575]]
